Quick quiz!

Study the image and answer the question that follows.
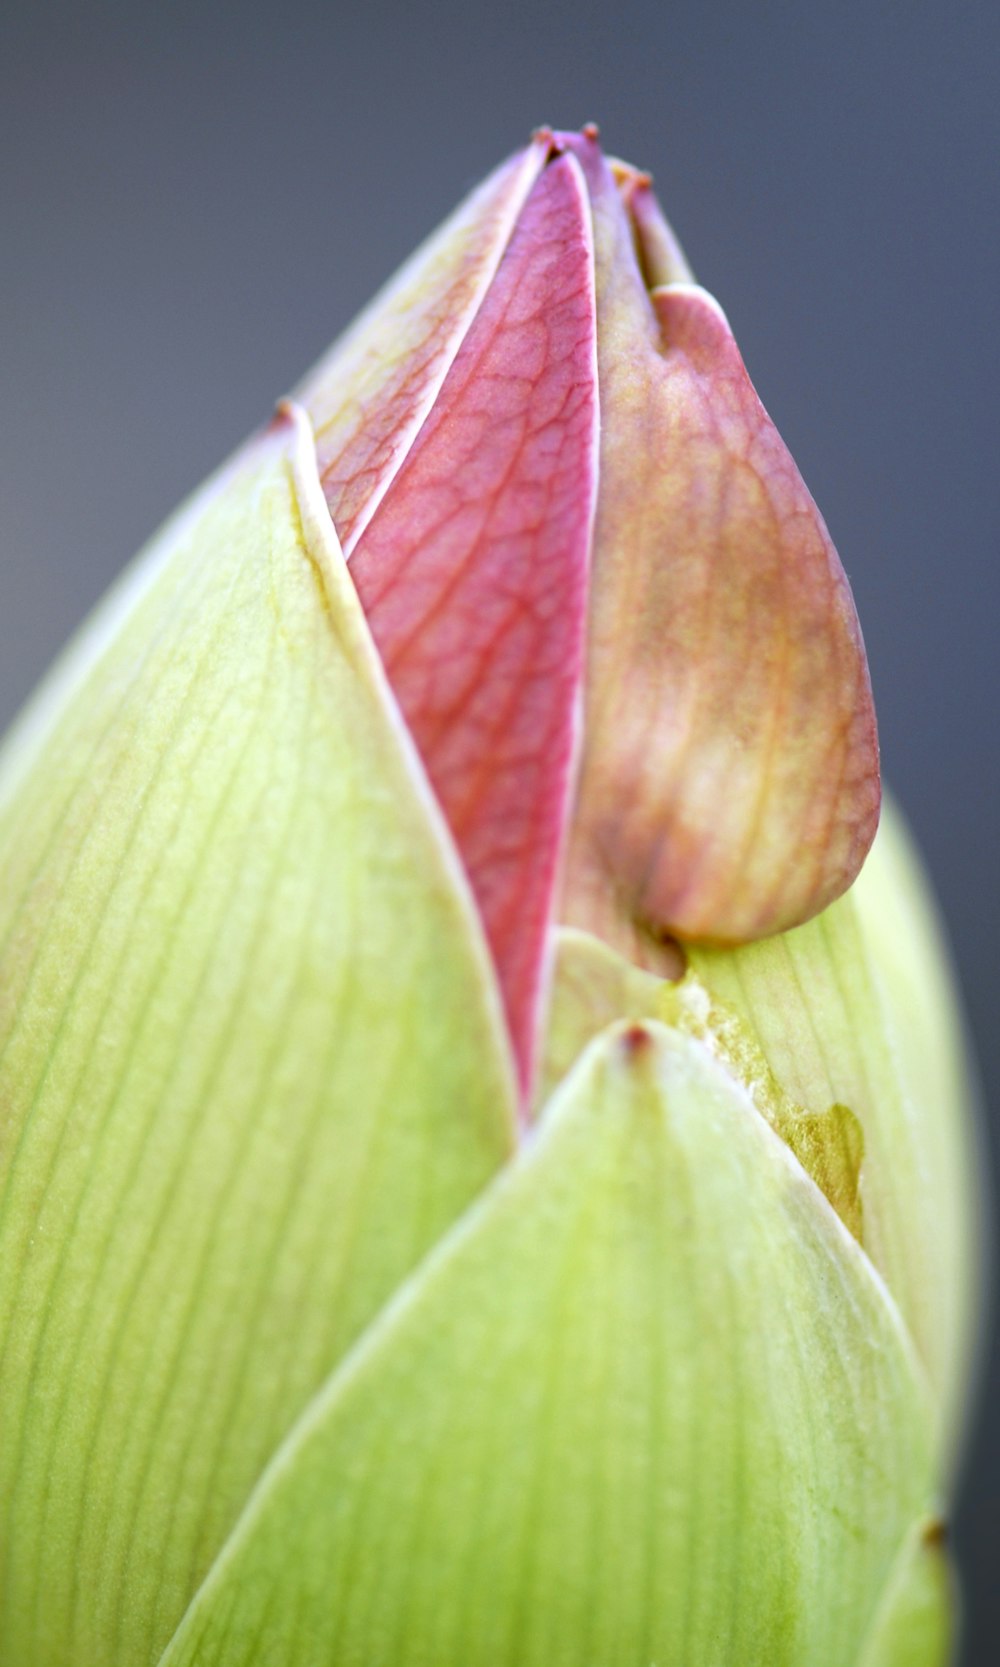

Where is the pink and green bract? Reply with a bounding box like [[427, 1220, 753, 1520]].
[[0, 127, 977, 1667], [303, 125, 878, 1105]]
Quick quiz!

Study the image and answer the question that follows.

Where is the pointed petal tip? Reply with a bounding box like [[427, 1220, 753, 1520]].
[[266, 397, 298, 434], [264, 397, 319, 466], [529, 124, 576, 160], [619, 1020, 657, 1062], [536, 122, 601, 147], [609, 157, 653, 192], [298, 137, 550, 553], [624, 175, 696, 287], [255, 399, 316, 476]]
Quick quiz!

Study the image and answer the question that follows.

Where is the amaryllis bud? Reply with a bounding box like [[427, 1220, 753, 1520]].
[[0, 128, 981, 1667]]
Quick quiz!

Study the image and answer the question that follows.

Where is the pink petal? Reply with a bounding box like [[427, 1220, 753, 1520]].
[[557, 132, 879, 949], [350, 153, 599, 1103], [297, 139, 549, 554]]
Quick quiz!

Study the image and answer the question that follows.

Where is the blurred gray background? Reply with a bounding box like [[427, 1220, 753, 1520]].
[[2, 0, 997, 1656]]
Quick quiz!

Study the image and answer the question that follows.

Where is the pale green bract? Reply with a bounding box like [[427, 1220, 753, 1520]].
[[0, 415, 517, 1665], [159, 1021, 936, 1667], [0, 131, 981, 1667]]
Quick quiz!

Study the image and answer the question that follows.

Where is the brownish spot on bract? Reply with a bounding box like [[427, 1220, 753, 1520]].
[[267, 399, 297, 434], [620, 1023, 655, 1059], [922, 1519, 949, 1550]]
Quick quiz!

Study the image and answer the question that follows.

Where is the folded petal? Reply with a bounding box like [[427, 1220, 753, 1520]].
[[296, 136, 548, 552], [161, 1021, 933, 1667], [609, 153, 695, 287], [349, 152, 598, 1099], [558, 132, 879, 948], [0, 409, 516, 1667]]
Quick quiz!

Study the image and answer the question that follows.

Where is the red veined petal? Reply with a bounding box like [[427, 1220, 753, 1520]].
[[350, 153, 599, 1102]]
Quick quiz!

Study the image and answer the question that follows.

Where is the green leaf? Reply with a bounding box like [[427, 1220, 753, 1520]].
[[161, 1020, 934, 1667], [687, 800, 982, 1472], [0, 408, 517, 1667]]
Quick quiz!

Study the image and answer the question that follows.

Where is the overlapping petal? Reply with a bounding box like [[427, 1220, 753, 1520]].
[[557, 130, 879, 949], [297, 136, 549, 553], [537, 925, 865, 1242], [687, 800, 981, 1472], [0, 410, 515, 1667], [0, 125, 977, 1667], [348, 153, 598, 1097], [160, 1021, 936, 1667], [544, 800, 980, 1478]]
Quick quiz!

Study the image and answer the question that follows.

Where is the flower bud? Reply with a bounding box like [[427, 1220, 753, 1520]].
[[0, 128, 980, 1667]]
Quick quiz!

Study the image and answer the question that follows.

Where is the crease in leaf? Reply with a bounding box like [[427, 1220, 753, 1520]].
[[159, 1019, 934, 1667], [0, 407, 517, 1667]]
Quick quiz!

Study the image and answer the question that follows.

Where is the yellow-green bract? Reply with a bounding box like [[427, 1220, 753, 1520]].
[[0, 126, 982, 1666]]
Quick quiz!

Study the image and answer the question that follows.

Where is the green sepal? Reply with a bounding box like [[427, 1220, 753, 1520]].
[[0, 407, 516, 1667], [688, 801, 982, 1472], [161, 1020, 934, 1667]]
